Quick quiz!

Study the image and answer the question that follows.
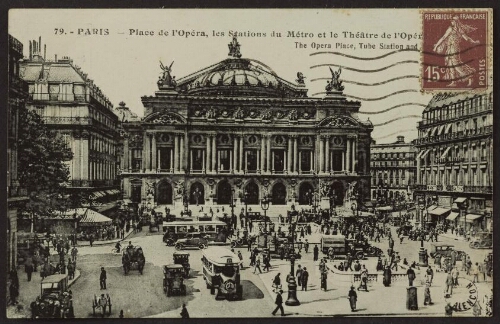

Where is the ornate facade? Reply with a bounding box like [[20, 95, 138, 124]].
[[121, 39, 373, 213], [370, 136, 417, 202], [19, 39, 121, 207], [413, 92, 493, 231]]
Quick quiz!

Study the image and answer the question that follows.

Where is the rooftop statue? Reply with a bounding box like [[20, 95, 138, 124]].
[[159, 60, 176, 87], [325, 66, 345, 92], [228, 37, 242, 58]]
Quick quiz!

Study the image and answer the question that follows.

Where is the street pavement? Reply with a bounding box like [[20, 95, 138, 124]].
[[7, 219, 493, 318]]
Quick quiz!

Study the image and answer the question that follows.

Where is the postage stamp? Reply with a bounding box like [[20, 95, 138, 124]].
[[421, 10, 490, 91]]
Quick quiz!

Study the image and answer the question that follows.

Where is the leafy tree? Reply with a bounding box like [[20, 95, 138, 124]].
[[17, 107, 73, 216]]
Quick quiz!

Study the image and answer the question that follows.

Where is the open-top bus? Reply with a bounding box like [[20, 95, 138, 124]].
[[201, 247, 242, 300], [162, 220, 227, 245]]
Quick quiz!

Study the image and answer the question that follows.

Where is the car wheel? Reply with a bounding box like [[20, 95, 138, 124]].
[[355, 251, 364, 260], [199, 243, 206, 249], [175, 244, 183, 251], [231, 241, 237, 248]]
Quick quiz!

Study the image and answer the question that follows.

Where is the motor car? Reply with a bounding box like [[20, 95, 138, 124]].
[[429, 243, 465, 261], [163, 264, 187, 296], [174, 232, 209, 250], [173, 251, 190, 278], [469, 231, 492, 249]]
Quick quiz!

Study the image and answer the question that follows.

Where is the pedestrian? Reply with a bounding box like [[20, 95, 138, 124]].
[[407, 265, 416, 286], [472, 262, 480, 283], [348, 286, 357, 312], [263, 253, 271, 272], [383, 266, 392, 287], [354, 260, 361, 271], [358, 265, 368, 292], [25, 258, 34, 282], [320, 268, 328, 291], [346, 252, 354, 271], [89, 234, 94, 247], [296, 265, 303, 287], [376, 256, 383, 271], [423, 281, 433, 305], [180, 303, 190, 318], [9, 281, 19, 305], [100, 267, 107, 290], [313, 244, 319, 261], [304, 239, 309, 253], [445, 302, 453, 317], [272, 273, 282, 292], [271, 290, 285, 316], [253, 255, 262, 274], [237, 251, 243, 269], [119, 310, 124, 318], [479, 262, 486, 281], [451, 266, 459, 286], [472, 298, 482, 317], [426, 266, 434, 285], [301, 267, 309, 291], [445, 271, 454, 297], [71, 246, 78, 262]]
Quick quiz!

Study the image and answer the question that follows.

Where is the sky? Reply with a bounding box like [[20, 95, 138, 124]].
[[9, 9, 435, 143]]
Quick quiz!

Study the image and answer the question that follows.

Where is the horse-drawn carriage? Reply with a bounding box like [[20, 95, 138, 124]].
[[122, 245, 146, 275], [92, 293, 112, 317], [31, 274, 74, 319], [173, 251, 190, 278], [163, 264, 187, 297]]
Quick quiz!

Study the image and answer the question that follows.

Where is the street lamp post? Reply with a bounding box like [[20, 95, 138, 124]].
[[261, 195, 270, 248], [417, 197, 427, 266], [230, 188, 236, 230], [285, 221, 300, 306], [244, 189, 249, 230]]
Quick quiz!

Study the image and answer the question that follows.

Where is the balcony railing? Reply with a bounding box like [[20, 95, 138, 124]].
[[70, 180, 119, 187], [414, 126, 492, 145], [414, 184, 492, 194]]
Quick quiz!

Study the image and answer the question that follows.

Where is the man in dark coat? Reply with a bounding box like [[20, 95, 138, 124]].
[[407, 266, 416, 286], [313, 245, 319, 261], [348, 286, 357, 311], [271, 290, 285, 316], [180, 303, 189, 318], [25, 257, 34, 282], [301, 267, 309, 291], [295, 265, 303, 287], [100, 267, 107, 290], [383, 266, 392, 287]]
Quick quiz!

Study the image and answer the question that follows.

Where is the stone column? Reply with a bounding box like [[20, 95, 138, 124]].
[[239, 135, 244, 173], [416, 154, 421, 184], [179, 134, 185, 172], [293, 136, 298, 174], [319, 136, 325, 174], [260, 136, 266, 173], [233, 135, 238, 173], [170, 148, 174, 172], [73, 136, 81, 180], [81, 135, 89, 180], [352, 137, 356, 173], [342, 151, 345, 171], [212, 134, 217, 173], [287, 136, 293, 173], [174, 134, 180, 172], [123, 137, 129, 170], [266, 136, 271, 173], [346, 138, 351, 173], [151, 134, 157, 171], [325, 135, 330, 173], [257, 150, 261, 173], [229, 147, 233, 172], [206, 135, 211, 172], [310, 151, 314, 172]]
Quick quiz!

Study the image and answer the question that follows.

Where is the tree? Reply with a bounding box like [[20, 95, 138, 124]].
[[17, 107, 73, 217]]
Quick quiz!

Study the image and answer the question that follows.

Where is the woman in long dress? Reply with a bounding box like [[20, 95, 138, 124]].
[[433, 16, 480, 86]]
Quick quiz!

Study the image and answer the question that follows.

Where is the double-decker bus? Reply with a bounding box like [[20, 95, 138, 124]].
[[162, 220, 227, 245], [201, 247, 242, 300]]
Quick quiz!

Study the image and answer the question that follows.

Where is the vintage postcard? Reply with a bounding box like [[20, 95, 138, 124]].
[[6, 8, 493, 318]]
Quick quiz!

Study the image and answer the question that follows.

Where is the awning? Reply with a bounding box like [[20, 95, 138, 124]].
[[426, 205, 437, 212], [430, 127, 438, 137], [429, 207, 451, 216], [438, 125, 445, 135], [440, 147, 451, 159], [446, 212, 459, 220], [454, 197, 467, 203], [445, 123, 452, 134], [113, 189, 121, 195], [463, 214, 483, 222], [376, 206, 393, 211], [417, 150, 425, 159], [421, 149, 431, 159], [79, 209, 112, 227]]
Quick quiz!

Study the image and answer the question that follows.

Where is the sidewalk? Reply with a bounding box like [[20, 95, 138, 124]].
[[257, 257, 482, 316], [439, 233, 467, 242], [75, 228, 135, 247]]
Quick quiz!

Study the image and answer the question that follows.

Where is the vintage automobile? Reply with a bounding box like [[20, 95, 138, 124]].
[[173, 251, 190, 278], [122, 245, 146, 275], [174, 233, 209, 250], [32, 274, 74, 319], [92, 293, 112, 317], [429, 243, 465, 261], [163, 264, 187, 297], [347, 239, 383, 258], [469, 231, 493, 249]]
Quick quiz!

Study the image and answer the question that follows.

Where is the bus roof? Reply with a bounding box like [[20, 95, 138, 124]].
[[163, 220, 226, 226], [202, 246, 240, 265]]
